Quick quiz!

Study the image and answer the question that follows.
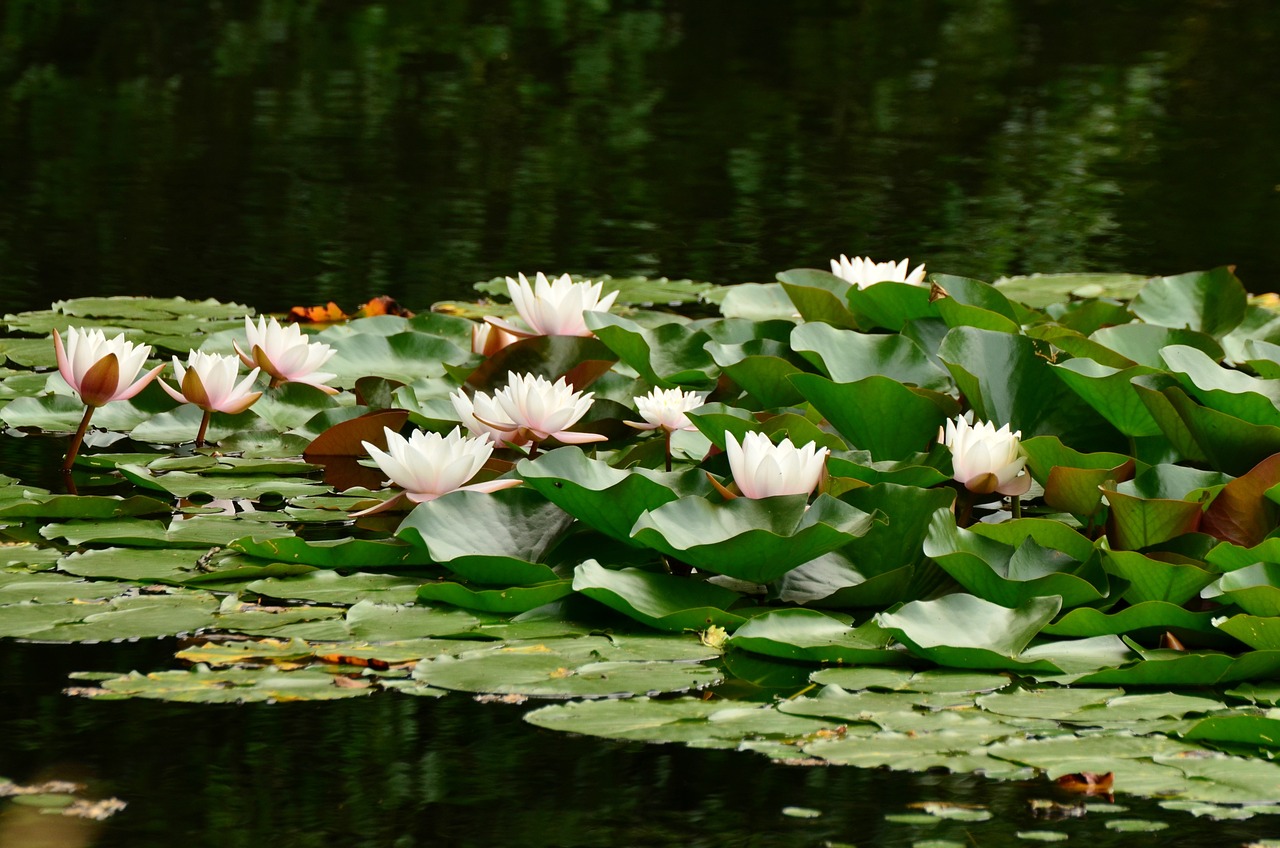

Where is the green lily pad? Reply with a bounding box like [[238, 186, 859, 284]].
[[791, 374, 953, 460], [243, 571, 425, 605], [518, 447, 710, 545], [1203, 563, 1280, 617], [791, 322, 950, 390], [1130, 266, 1247, 338], [412, 636, 722, 698], [416, 579, 574, 614], [631, 494, 879, 584], [728, 609, 905, 665], [585, 312, 717, 388], [229, 536, 432, 568], [396, 488, 575, 585], [571, 560, 748, 632], [74, 667, 378, 703], [876, 594, 1067, 672]]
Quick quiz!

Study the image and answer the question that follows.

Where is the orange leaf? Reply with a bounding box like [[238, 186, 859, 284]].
[[1054, 772, 1114, 796], [356, 296, 414, 318], [288, 302, 348, 324], [304, 409, 410, 458]]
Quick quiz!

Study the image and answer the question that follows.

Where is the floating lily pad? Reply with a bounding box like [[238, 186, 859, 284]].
[[728, 609, 905, 665], [73, 667, 378, 703]]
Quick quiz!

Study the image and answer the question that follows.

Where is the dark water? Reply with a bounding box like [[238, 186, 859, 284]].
[[3, 642, 1276, 848], [4, 2, 1280, 844], [2, 0, 1280, 315]]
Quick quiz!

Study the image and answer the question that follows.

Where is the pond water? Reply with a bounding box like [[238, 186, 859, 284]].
[[5, 2, 1280, 845]]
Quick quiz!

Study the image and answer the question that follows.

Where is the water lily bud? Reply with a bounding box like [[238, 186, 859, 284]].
[[940, 415, 1030, 496], [829, 254, 926, 289], [725, 431, 828, 499]]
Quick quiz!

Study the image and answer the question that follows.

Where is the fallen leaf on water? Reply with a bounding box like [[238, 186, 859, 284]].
[[62, 798, 127, 821], [1055, 771, 1114, 797]]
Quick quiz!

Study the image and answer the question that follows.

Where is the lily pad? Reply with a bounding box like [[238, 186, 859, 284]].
[[571, 560, 748, 632]]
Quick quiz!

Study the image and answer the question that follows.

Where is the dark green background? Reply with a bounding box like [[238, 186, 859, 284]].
[[3, 0, 1278, 313]]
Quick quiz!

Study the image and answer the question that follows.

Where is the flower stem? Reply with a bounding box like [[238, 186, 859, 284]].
[[195, 409, 212, 448], [1011, 495, 1022, 520], [955, 489, 975, 528], [664, 431, 672, 472], [63, 405, 95, 472]]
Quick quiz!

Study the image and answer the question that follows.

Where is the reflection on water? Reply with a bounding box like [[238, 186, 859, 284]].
[[0, 642, 1275, 847], [2, 1, 1279, 316]]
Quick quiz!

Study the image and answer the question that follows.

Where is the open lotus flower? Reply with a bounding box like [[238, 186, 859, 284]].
[[352, 426, 521, 516], [940, 415, 1030, 497], [830, 254, 926, 289], [457, 371, 605, 451], [485, 272, 618, 337], [626, 388, 708, 433], [160, 351, 263, 447], [451, 388, 530, 448], [725, 431, 829, 499], [472, 321, 518, 357], [53, 327, 165, 470], [234, 316, 338, 393]]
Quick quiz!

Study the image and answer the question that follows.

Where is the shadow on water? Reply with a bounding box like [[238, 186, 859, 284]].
[[2, 642, 1278, 847]]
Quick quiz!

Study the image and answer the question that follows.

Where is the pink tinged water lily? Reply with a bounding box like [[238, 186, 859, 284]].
[[725, 431, 829, 499], [234, 315, 338, 393], [830, 254, 926, 289], [54, 328, 163, 408], [472, 321, 518, 356], [353, 426, 522, 516], [463, 372, 606, 450], [160, 351, 263, 447], [53, 327, 164, 471], [626, 388, 707, 433], [485, 272, 619, 337], [940, 415, 1031, 496]]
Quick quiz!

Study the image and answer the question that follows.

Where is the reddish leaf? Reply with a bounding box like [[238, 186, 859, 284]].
[[1200, 452, 1280, 547], [356, 296, 414, 318], [304, 410, 410, 458], [1054, 772, 1114, 796]]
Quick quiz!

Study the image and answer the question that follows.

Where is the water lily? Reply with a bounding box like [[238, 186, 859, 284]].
[[940, 415, 1030, 497], [234, 315, 338, 393], [159, 351, 263, 446], [353, 426, 521, 515], [53, 327, 164, 471], [724, 431, 828, 499], [830, 254, 926, 289], [627, 387, 708, 470], [451, 388, 530, 448], [485, 272, 618, 337], [456, 371, 605, 452], [627, 388, 707, 434], [472, 321, 518, 357]]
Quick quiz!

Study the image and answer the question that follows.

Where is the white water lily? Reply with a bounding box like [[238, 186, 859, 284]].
[[627, 387, 707, 433], [234, 316, 338, 393], [940, 415, 1030, 496], [456, 372, 605, 448], [362, 426, 520, 504], [54, 327, 163, 408], [160, 351, 263, 415], [830, 254, 926, 289], [52, 326, 167, 470], [725, 431, 828, 499], [159, 350, 263, 447], [486, 272, 618, 337]]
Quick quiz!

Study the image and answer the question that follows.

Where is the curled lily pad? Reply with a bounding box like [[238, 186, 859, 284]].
[[571, 560, 748, 632], [631, 494, 880, 584], [229, 536, 433, 568], [728, 609, 905, 665], [876, 594, 1067, 673], [924, 512, 1109, 609], [1214, 614, 1280, 651], [1203, 563, 1280, 617], [791, 374, 953, 460], [1042, 602, 1223, 641], [1102, 550, 1218, 605], [517, 447, 710, 545], [790, 322, 950, 390], [416, 579, 574, 614], [396, 488, 574, 585]]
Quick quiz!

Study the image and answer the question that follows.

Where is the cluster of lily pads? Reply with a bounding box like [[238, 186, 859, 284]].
[[6, 261, 1280, 818]]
